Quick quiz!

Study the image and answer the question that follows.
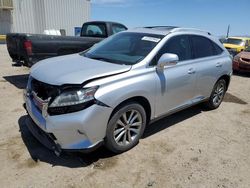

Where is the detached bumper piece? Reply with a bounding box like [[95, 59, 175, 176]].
[[25, 116, 62, 156]]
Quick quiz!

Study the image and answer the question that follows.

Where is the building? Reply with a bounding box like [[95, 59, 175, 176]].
[[0, 0, 91, 36]]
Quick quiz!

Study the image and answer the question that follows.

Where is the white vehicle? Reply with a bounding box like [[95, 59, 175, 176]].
[[24, 26, 232, 155]]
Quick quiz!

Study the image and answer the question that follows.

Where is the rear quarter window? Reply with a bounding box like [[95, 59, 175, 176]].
[[212, 42, 223, 55]]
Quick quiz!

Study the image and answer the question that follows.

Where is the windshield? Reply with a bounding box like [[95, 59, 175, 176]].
[[81, 32, 164, 65], [224, 38, 245, 46]]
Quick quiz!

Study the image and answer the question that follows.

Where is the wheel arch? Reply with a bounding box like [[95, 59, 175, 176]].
[[217, 74, 231, 90], [108, 96, 152, 125]]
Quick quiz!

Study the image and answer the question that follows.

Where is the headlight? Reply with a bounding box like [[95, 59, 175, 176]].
[[49, 86, 98, 108]]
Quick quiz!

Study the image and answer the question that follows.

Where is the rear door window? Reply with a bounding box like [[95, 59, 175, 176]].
[[191, 35, 214, 58], [212, 42, 223, 55]]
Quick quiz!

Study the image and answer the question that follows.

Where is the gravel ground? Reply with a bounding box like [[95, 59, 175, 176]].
[[0, 44, 250, 188]]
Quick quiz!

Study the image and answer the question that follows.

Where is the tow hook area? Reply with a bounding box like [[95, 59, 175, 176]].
[[25, 116, 62, 157], [52, 145, 62, 157]]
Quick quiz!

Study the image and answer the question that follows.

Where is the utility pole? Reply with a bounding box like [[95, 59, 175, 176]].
[[226, 24, 230, 38]]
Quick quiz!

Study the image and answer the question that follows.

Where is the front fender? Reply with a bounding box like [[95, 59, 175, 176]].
[[93, 68, 157, 119]]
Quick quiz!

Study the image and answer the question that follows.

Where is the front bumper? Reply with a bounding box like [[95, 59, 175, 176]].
[[24, 94, 112, 151]]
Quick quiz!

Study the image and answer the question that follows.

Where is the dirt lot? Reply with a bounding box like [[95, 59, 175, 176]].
[[0, 44, 250, 188]]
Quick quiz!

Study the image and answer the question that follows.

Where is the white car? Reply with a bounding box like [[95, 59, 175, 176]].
[[24, 26, 232, 155]]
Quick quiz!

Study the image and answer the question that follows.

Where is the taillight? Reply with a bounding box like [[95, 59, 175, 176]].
[[24, 40, 32, 55]]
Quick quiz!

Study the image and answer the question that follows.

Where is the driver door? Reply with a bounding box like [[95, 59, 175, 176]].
[[154, 35, 197, 117]]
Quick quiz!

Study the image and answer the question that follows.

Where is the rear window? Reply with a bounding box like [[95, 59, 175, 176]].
[[81, 23, 107, 37]]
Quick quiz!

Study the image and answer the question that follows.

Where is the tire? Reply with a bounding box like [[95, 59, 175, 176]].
[[26, 61, 33, 68], [105, 102, 147, 153], [204, 79, 227, 110]]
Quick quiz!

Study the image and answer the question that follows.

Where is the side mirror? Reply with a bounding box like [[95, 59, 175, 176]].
[[157, 53, 179, 71]]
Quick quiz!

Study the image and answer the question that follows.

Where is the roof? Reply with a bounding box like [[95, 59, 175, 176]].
[[127, 26, 177, 36], [84, 21, 127, 28], [126, 26, 211, 36]]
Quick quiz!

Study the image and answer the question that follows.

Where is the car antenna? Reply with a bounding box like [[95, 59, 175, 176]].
[[226, 24, 230, 38]]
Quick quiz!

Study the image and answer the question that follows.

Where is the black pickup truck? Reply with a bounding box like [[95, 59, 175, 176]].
[[6, 21, 127, 67]]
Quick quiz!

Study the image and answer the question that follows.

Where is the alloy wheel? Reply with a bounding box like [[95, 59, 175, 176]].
[[212, 80, 225, 106], [113, 110, 142, 146]]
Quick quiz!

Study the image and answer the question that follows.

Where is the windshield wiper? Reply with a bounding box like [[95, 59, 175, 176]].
[[83, 53, 130, 65]]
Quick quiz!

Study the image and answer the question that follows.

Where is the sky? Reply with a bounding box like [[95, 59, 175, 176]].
[[91, 0, 250, 37]]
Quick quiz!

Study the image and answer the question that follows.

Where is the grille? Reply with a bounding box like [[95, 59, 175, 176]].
[[30, 78, 60, 100]]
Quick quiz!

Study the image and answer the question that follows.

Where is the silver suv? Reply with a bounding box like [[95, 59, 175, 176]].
[[24, 26, 232, 154]]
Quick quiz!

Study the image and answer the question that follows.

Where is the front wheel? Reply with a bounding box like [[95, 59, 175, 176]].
[[105, 102, 146, 153], [204, 79, 227, 110]]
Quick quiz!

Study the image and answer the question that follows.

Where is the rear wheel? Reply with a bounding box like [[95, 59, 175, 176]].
[[204, 79, 226, 110], [105, 102, 146, 153]]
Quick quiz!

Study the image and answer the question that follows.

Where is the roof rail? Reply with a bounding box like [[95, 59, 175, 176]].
[[170, 28, 211, 35], [143, 26, 178, 30]]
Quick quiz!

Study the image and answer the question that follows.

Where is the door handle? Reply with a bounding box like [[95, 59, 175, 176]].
[[216, 62, 222, 67], [188, 68, 196, 74]]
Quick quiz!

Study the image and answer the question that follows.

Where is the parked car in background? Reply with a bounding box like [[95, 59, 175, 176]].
[[0, 35, 6, 41], [24, 26, 232, 155], [6, 21, 127, 67], [223, 37, 250, 57], [233, 46, 250, 73], [219, 37, 226, 44]]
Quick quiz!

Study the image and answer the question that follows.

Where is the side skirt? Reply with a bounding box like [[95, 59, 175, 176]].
[[149, 97, 209, 124]]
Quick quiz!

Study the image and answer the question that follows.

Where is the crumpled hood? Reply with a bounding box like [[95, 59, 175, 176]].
[[30, 54, 131, 85]]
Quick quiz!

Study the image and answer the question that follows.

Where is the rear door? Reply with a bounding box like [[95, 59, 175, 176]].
[[190, 35, 224, 101]]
